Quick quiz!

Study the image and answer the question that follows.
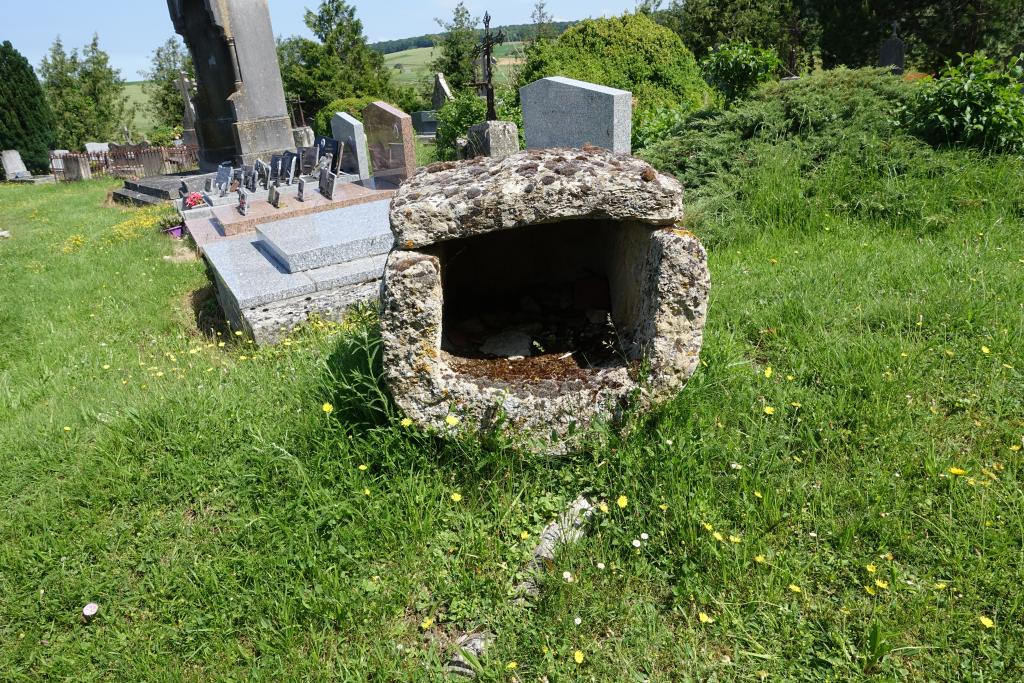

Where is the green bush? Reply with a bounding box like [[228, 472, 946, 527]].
[[313, 96, 377, 136], [633, 106, 691, 151], [520, 13, 713, 141], [701, 40, 780, 105], [147, 125, 182, 147], [434, 91, 523, 161], [903, 53, 1024, 153]]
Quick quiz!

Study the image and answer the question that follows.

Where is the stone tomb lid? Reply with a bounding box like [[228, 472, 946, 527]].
[[203, 234, 315, 309], [389, 147, 681, 249], [256, 199, 393, 274]]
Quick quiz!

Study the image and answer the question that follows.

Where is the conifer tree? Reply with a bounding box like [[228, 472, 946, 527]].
[[0, 41, 57, 173]]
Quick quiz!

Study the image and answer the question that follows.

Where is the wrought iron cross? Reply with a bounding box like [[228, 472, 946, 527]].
[[473, 12, 505, 121]]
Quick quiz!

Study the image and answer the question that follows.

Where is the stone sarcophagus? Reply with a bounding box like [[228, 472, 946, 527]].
[[380, 147, 710, 451]]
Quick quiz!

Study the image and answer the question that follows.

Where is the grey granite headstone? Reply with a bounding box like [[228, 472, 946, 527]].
[[319, 169, 337, 200], [411, 110, 439, 136], [269, 154, 283, 183], [268, 184, 281, 208], [215, 163, 232, 195], [432, 72, 454, 110], [330, 112, 370, 180], [520, 76, 632, 154], [281, 151, 298, 185], [254, 159, 270, 189], [466, 121, 519, 159], [297, 177, 306, 202], [1, 150, 31, 180]]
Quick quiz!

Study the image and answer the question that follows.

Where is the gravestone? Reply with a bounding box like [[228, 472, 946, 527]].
[[168, 0, 295, 169], [316, 153, 334, 179], [1, 150, 31, 180], [520, 76, 632, 154], [51, 150, 70, 172], [140, 148, 165, 177], [254, 159, 271, 189], [63, 155, 92, 181], [292, 125, 315, 148], [237, 188, 248, 215], [299, 146, 319, 175], [330, 112, 369, 179], [269, 154, 284, 184], [411, 111, 439, 136], [432, 72, 454, 110], [363, 101, 416, 187], [281, 151, 298, 185], [319, 169, 337, 200], [297, 177, 306, 202], [466, 121, 519, 159], [314, 136, 341, 173], [215, 163, 232, 196], [84, 142, 110, 154], [268, 184, 281, 208], [204, 177, 214, 192], [879, 26, 906, 75]]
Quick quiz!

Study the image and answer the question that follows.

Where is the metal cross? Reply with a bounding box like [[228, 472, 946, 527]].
[[472, 12, 506, 121]]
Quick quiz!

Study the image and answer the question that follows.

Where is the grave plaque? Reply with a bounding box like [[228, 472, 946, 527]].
[[254, 159, 271, 189], [318, 169, 337, 200], [363, 101, 416, 186], [314, 136, 341, 173], [237, 188, 248, 215], [215, 163, 232, 195], [331, 112, 369, 179], [520, 76, 632, 154], [268, 184, 281, 208], [204, 177, 214, 192], [269, 154, 283, 183], [297, 177, 306, 202], [316, 153, 334, 179]]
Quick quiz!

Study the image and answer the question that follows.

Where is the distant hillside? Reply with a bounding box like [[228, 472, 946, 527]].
[[371, 22, 576, 54]]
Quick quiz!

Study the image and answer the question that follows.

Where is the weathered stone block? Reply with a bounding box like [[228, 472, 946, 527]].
[[465, 120, 519, 159]]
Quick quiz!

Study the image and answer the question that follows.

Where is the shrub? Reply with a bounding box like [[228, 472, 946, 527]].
[[701, 41, 780, 105], [434, 91, 523, 161], [903, 53, 1024, 153], [520, 14, 712, 127], [313, 96, 377, 136], [147, 125, 182, 147], [0, 41, 57, 173], [633, 106, 690, 151]]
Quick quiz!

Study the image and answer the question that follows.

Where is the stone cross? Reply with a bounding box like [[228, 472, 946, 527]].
[[472, 12, 505, 121]]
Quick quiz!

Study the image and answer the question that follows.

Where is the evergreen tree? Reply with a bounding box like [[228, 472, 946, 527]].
[[143, 37, 194, 130], [40, 35, 129, 148], [430, 2, 479, 92], [0, 41, 56, 173]]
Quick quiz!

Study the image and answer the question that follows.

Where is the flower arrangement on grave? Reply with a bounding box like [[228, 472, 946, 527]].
[[184, 192, 206, 209]]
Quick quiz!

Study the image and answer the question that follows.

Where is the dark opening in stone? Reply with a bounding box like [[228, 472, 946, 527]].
[[430, 220, 652, 383]]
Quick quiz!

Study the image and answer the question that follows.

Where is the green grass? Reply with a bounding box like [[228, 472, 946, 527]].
[[384, 43, 524, 91], [0, 134, 1022, 679], [124, 81, 157, 136]]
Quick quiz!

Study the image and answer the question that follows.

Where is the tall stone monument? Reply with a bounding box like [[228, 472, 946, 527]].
[[167, 0, 295, 169]]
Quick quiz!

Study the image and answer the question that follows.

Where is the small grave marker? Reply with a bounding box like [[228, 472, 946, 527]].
[[297, 177, 306, 202], [319, 169, 337, 200]]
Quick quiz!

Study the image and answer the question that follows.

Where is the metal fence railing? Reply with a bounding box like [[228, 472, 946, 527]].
[[49, 145, 200, 182]]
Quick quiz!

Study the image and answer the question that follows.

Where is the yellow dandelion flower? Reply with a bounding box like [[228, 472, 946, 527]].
[[218, 342, 225, 348], [102, 364, 111, 370], [790, 401, 802, 408], [358, 464, 368, 471], [981, 346, 991, 354], [786, 374, 795, 381], [729, 535, 741, 544], [659, 503, 668, 511], [979, 615, 995, 629], [573, 650, 584, 664], [948, 466, 966, 476], [322, 402, 334, 413], [445, 415, 460, 427], [866, 563, 876, 573], [875, 579, 889, 590], [617, 495, 628, 509], [1010, 444, 1021, 452], [754, 554, 767, 564], [702, 522, 714, 531], [933, 582, 947, 590], [754, 491, 763, 499], [712, 531, 724, 542], [764, 367, 773, 379], [400, 417, 413, 428], [788, 584, 801, 593], [520, 531, 530, 540], [451, 492, 463, 502], [363, 488, 370, 496], [763, 406, 776, 415], [865, 585, 876, 596], [63, 426, 71, 432], [699, 612, 714, 624], [506, 661, 518, 670], [599, 501, 609, 513], [420, 617, 434, 630]]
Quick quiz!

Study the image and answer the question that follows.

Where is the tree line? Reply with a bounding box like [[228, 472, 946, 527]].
[[368, 20, 576, 55]]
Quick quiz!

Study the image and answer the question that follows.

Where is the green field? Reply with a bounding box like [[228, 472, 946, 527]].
[[0, 69, 1022, 679], [384, 42, 525, 91], [123, 81, 157, 136]]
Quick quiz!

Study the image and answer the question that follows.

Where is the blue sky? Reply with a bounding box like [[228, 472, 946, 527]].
[[9, 1, 637, 80]]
